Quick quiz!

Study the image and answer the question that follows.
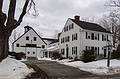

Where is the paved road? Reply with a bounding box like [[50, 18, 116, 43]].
[[23, 60, 120, 79]]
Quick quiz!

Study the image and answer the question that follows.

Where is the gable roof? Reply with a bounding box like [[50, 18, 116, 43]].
[[12, 27, 47, 45], [70, 19, 111, 33]]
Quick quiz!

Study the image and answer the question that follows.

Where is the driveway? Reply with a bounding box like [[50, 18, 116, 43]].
[[23, 60, 120, 79]]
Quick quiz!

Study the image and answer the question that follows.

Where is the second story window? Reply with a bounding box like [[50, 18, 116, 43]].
[[26, 36, 29, 40], [34, 37, 37, 41], [98, 34, 99, 40], [72, 33, 77, 41], [91, 33, 94, 40], [86, 32, 91, 39], [102, 34, 107, 41]]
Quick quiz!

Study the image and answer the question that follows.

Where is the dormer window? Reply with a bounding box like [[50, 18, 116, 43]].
[[26, 36, 29, 40]]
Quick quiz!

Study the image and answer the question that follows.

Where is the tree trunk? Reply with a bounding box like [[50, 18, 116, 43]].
[[0, 32, 10, 62]]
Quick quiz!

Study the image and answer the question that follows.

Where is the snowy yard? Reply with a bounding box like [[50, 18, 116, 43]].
[[0, 57, 34, 79], [58, 59, 120, 75]]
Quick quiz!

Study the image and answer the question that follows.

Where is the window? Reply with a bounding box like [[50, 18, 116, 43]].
[[63, 38, 65, 43], [95, 47, 97, 53], [102, 35, 107, 41], [97, 47, 99, 55], [61, 39, 63, 43], [26, 36, 29, 40], [95, 34, 97, 40], [98, 34, 99, 40], [72, 33, 77, 41], [69, 25, 71, 30], [34, 37, 37, 41], [91, 33, 94, 40], [107, 35, 109, 41], [64, 27, 65, 32], [75, 47, 77, 55], [27, 52, 30, 54], [68, 36, 70, 42], [66, 26, 68, 31], [91, 47, 94, 51], [61, 49, 65, 55], [33, 52, 35, 54], [42, 45, 45, 48], [72, 46, 77, 55], [16, 43, 19, 47], [75, 33, 77, 40], [72, 35, 73, 41], [85, 32, 91, 40], [71, 23, 74, 29]]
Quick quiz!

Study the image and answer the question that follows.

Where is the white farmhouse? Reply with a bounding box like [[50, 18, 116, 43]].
[[59, 15, 112, 59], [12, 26, 47, 58]]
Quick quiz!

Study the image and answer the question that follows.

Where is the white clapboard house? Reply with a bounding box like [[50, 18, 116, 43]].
[[59, 15, 113, 59]]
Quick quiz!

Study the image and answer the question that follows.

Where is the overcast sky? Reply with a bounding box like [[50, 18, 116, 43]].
[[3, 0, 110, 38]]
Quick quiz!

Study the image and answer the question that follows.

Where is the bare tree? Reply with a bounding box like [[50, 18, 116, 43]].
[[99, 11, 120, 50], [0, 0, 35, 61], [107, 0, 120, 51]]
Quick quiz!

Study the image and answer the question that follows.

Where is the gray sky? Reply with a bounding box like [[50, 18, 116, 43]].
[[3, 0, 109, 38]]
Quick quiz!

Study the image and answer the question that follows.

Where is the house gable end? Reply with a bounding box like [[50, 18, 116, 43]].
[[12, 28, 47, 46]]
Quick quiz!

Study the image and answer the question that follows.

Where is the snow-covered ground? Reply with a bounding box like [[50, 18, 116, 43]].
[[0, 57, 34, 79], [59, 59, 120, 75]]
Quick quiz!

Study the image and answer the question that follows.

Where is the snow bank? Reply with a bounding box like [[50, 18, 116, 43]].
[[0, 57, 34, 79], [59, 59, 120, 75], [38, 57, 53, 61]]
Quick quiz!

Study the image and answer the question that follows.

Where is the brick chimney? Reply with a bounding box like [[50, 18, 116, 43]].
[[74, 15, 80, 21], [24, 25, 32, 33]]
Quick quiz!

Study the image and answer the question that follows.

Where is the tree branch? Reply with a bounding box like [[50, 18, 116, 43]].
[[6, 0, 16, 27], [11, 0, 30, 30]]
